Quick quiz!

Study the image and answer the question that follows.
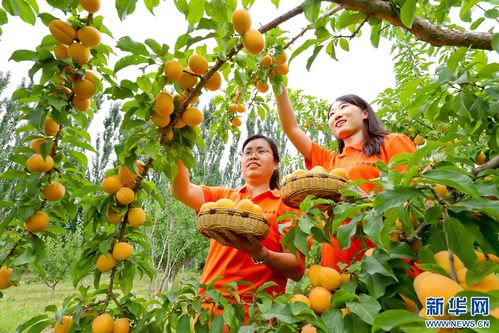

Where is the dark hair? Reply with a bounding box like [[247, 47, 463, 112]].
[[333, 94, 388, 156], [242, 134, 281, 190]]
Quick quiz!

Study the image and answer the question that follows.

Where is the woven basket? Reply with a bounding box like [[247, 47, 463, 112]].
[[281, 173, 348, 208], [196, 208, 270, 242]]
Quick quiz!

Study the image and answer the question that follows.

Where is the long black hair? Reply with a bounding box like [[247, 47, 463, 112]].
[[242, 134, 281, 190], [333, 94, 388, 157]]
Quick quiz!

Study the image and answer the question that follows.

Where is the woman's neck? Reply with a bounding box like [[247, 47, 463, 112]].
[[343, 129, 367, 147], [246, 182, 270, 199]]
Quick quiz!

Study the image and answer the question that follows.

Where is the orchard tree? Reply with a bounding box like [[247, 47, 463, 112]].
[[0, 0, 498, 332]]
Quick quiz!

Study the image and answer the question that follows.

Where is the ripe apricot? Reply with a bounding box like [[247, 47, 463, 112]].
[[214, 198, 235, 208], [301, 324, 317, 333], [96, 253, 117, 272], [164, 60, 183, 81], [307, 264, 322, 287], [236, 103, 246, 113], [475, 151, 486, 165], [101, 175, 123, 195], [364, 248, 374, 257], [182, 107, 203, 127], [229, 103, 238, 113], [31, 138, 53, 154], [118, 165, 138, 184], [74, 79, 96, 99], [43, 183, 65, 201], [330, 168, 349, 179], [174, 119, 186, 128], [275, 52, 287, 65], [151, 112, 170, 128], [44, 117, 60, 136], [26, 154, 54, 173], [49, 20, 76, 45], [154, 92, 174, 117], [54, 315, 73, 333], [113, 242, 133, 261], [413, 272, 463, 306], [291, 169, 308, 177], [276, 63, 289, 75], [308, 286, 332, 315], [256, 80, 269, 93], [72, 96, 91, 112], [253, 204, 264, 216], [113, 318, 130, 333], [0, 267, 13, 289], [261, 54, 272, 68], [236, 199, 256, 213], [457, 268, 499, 291], [178, 70, 197, 90], [205, 71, 222, 91], [199, 202, 215, 212], [107, 206, 123, 225], [25, 211, 49, 233], [319, 266, 341, 291], [413, 135, 425, 146], [54, 44, 69, 60], [232, 9, 251, 35], [128, 207, 146, 227], [340, 272, 351, 284], [310, 166, 327, 174], [77, 26, 101, 48], [231, 117, 242, 127], [434, 251, 464, 275], [67, 43, 90, 65], [243, 29, 264, 55], [290, 294, 311, 307], [116, 187, 135, 205], [433, 184, 449, 198], [188, 54, 208, 75], [91, 313, 114, 333]]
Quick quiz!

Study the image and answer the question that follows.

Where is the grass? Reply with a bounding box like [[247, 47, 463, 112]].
[[0, 276, 152, 333]]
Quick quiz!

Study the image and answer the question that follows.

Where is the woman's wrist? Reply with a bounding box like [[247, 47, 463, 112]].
[[251, 246, 270, 265]]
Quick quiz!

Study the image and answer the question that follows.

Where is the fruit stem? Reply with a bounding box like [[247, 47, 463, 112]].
[[86, 14, 93, 27], [0, 238, 22, 266]]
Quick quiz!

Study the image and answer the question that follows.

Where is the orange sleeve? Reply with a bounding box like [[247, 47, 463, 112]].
[[384, 134, 416, 172], [200, 185, 224, 203], [304, 141, 337, 170]]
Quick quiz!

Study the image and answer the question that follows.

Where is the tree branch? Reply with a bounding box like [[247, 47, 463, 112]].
[[472, 155, 499, 176], [327, 0, 494, 50]]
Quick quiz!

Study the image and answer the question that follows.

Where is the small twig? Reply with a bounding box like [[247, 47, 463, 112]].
[[472, 155, 499, 176], [0, 238, 22, 266], [86, 14, 93, 27]]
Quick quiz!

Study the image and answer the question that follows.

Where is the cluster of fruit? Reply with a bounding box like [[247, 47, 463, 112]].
[[199, 198, 264, 217], [283, 166, 349, 182]]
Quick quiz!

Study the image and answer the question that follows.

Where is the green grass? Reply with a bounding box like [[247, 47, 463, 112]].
[[0, 276, 152, 333]]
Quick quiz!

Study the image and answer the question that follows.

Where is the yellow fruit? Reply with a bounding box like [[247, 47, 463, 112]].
[[84, 70, 101, 83], [256, 80, 269, 93], [74, 79, 96, 99], [72, 96, 91, 112], [128, 207, 146, 227], [188, 54, 208, 75], [290, 294, 311, 307], [0, 267, 13, 289], [76, 26, 101, 48], [174, 119, 186, 128], [329, 168, 349, 179], [113, 318, 130, 333], [310, 166, 328, 174], [341, 307, 350, 317], [457, 268, 499, 291], [291, 169, 308, 177], [49, 20, 76, 45], [434, 251, 465, 275], [113, 242, 133, 261], [43, 183, 65, 201], [107, 206, 123, 225], [31, 138, 52, 154], [67, 43, 90, 65], [154, 92, 174, 116], [231, 117, 242, 127], [96, 253, 117, 272], [25, 211, 49, 233], [26, 154, 54, 173], [178, 70, 197, 90], [243, 29, 265, 55], [390, 230, 402, 242], [318, 267, 341, 291], [164, 60, 183, 81], [433, 184, 449, 198], [308, 286, 332, 315], [340, 272, 351, 284], [236, 198, 256, 213], [101, 175, 123, 195], [44, 117, 60, 136], [182, 107, 203, 127], [231, 9, 251, 35], [364, 248, 374, 257], [118, 166, 138, 185], [253, 204, 264, 216], [475, 250, 486, 262], [413, 135, 425, 146], [205, 71, 222, 91], [261, 54, 272, 68], [487, 253, 499, 264], [164, 128, 174, 141], [307, 265, 322, 288], [54, 315, 73, 333], [151, 112, 170, 128], [54, 44, 69, 60], [229, 103, 238, 113], [276, 52, 287, 64], [91, 313, 114, 333], [301, 324, 317, 333], [116, 187, 135, 205], [475, 151, 486, 165], [413, 272, 463, 307], [214, 198, 236, 208], [276, 63, 289, 75], [236, 103, 246, 113]]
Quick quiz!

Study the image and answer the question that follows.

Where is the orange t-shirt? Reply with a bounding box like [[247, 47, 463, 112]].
[[304, 133, 416, 270], [199, 185, 295, 300]]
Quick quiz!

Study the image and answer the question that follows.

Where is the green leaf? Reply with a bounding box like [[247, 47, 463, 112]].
[[114, 54, 149, 73], [336, 219, 357, 250], [137, 75, 152, 94], [346, 294, 381, 325], [303, 0, 321, 23], [116, 36, 149, 56], [177, 314, 191, 332], [261, 303, 298, 324], [492, 33, 499, 54], [67, 150, 88, 168], [339, 38, 349, 51], [400, 0, 417, 28], [9, 49, 37, 62], [187, 0, 206, 25], [444, 217, 477, 269], [6, 0, 36, 25], [423, 167, 481, 198], [374, 187, 424, 212], [450, 198, 499, 220], [306, 45, 323, 71], [115, 0, 138, 20], [372, 310, 424, 332], [174, 0, 190, 15]]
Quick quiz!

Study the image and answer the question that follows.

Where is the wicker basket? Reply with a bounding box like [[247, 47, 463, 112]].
[[196, 208, 270, 242], [281, 172, 348, 208]]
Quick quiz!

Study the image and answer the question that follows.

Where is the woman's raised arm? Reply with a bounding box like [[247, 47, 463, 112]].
[[171, 160, 205, 211]]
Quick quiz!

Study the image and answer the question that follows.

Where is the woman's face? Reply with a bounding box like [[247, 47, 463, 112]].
[[327, 101, 368, 139], [241, 138, 278, 185]]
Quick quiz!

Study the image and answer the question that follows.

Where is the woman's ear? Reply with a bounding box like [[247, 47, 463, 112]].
[[363, 109, 369, 119]]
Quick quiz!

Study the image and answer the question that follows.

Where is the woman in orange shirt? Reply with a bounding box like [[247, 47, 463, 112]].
[[172, 134, 305, 313], [275, 87, 416, 270]]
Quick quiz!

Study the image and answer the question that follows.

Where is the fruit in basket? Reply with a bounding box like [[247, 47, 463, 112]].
[[235, 199, 264, 216], [214, 198, 236, 208], [309, 166, 328, 174], [291, 169, 308, 177], [199, 202, 215, 212], [329, 168, 349, 179]]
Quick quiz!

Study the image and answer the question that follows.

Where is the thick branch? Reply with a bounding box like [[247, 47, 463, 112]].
[[472, 155, 499, 176], [327, 0, 493, 50]]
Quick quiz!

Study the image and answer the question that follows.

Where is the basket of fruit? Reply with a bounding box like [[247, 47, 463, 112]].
[[280, 166, 349, 208], [196, 198, 270, 242]]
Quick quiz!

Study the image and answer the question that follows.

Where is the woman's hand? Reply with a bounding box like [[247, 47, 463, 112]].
[[210, 230, 264, 259]]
